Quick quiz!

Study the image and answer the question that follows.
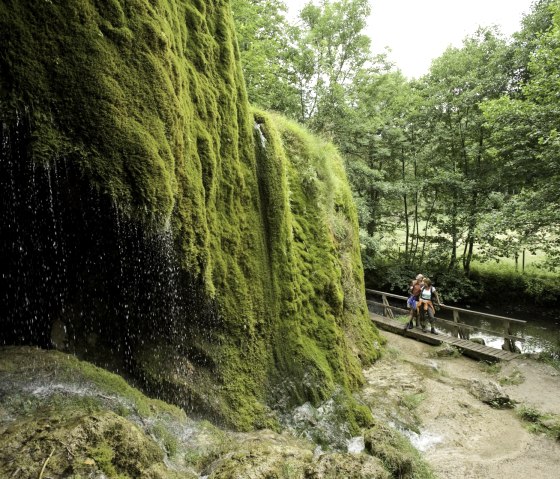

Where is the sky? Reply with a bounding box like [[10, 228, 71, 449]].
[[283, 0, 535, 78]]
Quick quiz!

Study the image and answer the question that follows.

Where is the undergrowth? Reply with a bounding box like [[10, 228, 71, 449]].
[[517, 404, 560, 441]]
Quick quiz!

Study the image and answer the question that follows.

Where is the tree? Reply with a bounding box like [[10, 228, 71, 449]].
[[413, 28, 512, 275], [288, 0, 372, 128], [482, 0, 560, 268], [231, 0, 300, 116]]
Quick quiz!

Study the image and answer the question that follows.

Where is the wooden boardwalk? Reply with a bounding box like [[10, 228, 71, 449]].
[[371, 313, 520, 362]]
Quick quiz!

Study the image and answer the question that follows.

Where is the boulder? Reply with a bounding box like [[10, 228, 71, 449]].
[[468, 379, 515, 409]]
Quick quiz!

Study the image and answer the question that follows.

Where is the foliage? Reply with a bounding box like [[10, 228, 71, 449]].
[[230, 0, 300, 115], [517, 404, 560, 440], [482, 0, 560, 270], [469, 262, 560, 306], [232, 0, 560, 301]]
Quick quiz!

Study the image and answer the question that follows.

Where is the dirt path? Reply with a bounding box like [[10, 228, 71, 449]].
[[360, 331, 560, 479]]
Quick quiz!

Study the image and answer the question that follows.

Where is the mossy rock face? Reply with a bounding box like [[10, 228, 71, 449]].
[[0, 412, 179, 479], [0, 347, 416, 479], [0, 1, 382, 429], [0, 347, 197, 478], [307, 453, 390, 479]]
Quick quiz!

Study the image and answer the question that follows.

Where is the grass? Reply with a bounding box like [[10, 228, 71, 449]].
[[428, 345, 461, 359], [526, 351, 560, 371], [517, 404, 560, 441], [498, 368, 525, 386], [400, 393, 425, 411], [478, 361, 525, 385], [479, 361, 502, 375], [471, 257, 556, 277], [365, 420, 437, 479]]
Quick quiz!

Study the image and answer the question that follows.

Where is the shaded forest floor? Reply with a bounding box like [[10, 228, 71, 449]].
[[361, 331, 560, 479]]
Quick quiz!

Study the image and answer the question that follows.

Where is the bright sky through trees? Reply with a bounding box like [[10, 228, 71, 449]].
[[283, 0, 535, 78]]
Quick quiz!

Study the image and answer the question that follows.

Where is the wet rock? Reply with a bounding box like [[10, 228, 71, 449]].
[[364, 421, 435, 478], [49, 319, 67, 350], [306, 452, 390, 479], [347, 436, 365, 454], [2, 347, 438, 479], [432, 344, 460, 357], [204, 433, 390, 479], [468, 379, 515, 409]]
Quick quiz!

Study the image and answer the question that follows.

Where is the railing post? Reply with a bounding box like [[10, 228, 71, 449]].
[[502, 319, 518, 352], [453, 310, 469, 339], [452, 310, 459, 338], [382, 294, 394, 319]]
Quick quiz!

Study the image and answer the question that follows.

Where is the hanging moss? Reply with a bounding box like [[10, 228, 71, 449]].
[[0, 0, 382, 430]]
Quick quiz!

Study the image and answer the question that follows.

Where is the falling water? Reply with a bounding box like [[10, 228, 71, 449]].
[[254, 122, 267, 149], [0, 109, 220, 412]]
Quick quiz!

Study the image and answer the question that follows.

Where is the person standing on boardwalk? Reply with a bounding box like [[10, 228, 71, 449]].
[[417, 277, 443, 334], [405, 274, 424, 330]]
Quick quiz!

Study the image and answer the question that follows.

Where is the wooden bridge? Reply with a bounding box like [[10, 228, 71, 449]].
[[366, 289, 526, 362]]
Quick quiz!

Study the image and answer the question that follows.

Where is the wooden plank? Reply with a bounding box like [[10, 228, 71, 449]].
[[468, 343, 486, 352]]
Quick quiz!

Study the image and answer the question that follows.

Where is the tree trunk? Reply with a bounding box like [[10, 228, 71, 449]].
[[402, 149, 409, 260], [420, 192, 437, 266]]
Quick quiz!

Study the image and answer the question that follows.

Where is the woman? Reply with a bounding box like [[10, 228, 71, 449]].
[[416, 277, 443, 334], [405, 274, 423, 330]]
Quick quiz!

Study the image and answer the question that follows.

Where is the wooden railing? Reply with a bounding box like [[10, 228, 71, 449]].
[[365, 288, 527, 352]]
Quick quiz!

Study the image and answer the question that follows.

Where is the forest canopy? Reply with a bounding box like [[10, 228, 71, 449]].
[[232, 0, 560, 303]]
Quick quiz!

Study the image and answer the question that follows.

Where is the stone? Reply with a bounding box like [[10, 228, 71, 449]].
[[468, 379, 515, 409]]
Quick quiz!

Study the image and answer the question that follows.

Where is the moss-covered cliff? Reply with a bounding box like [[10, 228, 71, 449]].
[[0, 0, 382, 429]]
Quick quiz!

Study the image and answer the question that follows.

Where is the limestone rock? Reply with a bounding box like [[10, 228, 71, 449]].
[[468, 378, 515, 408]]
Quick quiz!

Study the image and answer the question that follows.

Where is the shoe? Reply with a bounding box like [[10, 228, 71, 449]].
[[431, 328, 439, 335], [407, 322, 413, 330]]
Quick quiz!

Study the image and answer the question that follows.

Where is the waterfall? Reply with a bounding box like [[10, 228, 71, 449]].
[[0, 110, 217, 379], [254, 122, 267, 149]]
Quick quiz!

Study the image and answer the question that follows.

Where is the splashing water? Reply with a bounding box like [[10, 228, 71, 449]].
[[0, 109, 220, 414], [347, 436, 365, 454]]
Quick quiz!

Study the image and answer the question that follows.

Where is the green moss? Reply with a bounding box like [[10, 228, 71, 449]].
[[0, 409, 177, 479], [517, 404, 560, 441], [1, 1, 382, 431], [89, 443, 126, 478], [364, 421, 436, 479]]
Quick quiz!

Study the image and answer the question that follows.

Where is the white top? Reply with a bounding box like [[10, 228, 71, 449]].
[[420, 286, 436, 301]]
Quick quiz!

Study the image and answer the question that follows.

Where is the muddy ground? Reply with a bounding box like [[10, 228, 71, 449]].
[[360, 331, 560, 479]]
